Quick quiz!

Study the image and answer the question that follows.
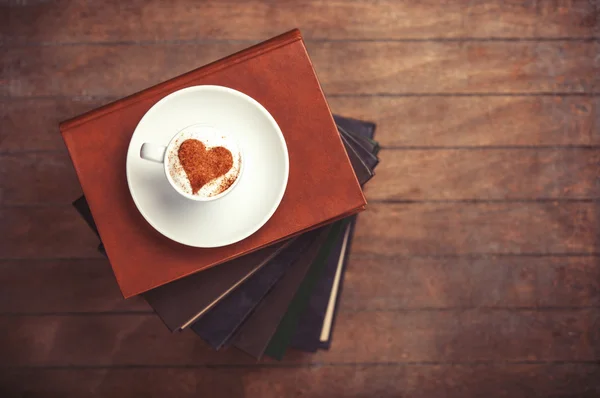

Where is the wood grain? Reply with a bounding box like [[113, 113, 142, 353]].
[[0, 259, 149, 313], [0, 152, 81, 204], [1, 254, 598, 314], [1, 1, 599, 395], [3, 96, 599, 152], [328, 95, 600, 147], [354, 202, 599, 255], [0, 98, 107, 152], [1, 310, 597, 365], [1, 365, 599, 398], [367, 149, 600, 200], [0, 207, 102, 259], [2, 202, 597, 259], [2, 149, 599, 205], [1, 0, 598, 43], [3, 41, 598, 97], [342, 254, 600, 310]]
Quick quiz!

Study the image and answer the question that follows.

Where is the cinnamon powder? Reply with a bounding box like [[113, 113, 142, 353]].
[[177, 139, 234, 195]]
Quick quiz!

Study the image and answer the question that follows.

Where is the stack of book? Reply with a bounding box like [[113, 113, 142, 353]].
[[61, 29, 380, 360]]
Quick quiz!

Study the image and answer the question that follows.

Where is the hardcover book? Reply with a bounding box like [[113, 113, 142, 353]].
[[60, 29, 366, 297], [71, 116, 378, 356]]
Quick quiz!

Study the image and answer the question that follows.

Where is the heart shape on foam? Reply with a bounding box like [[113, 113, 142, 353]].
[[177, 139, 233, 194]]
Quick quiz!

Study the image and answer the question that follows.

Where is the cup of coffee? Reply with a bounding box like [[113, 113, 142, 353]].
[[140, 124, 243, 201]]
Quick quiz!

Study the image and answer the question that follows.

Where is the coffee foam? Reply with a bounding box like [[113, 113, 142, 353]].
[[166, 126, 242, 198]]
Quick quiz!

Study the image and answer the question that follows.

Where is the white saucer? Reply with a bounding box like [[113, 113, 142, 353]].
[[126, 85, 289, 247]]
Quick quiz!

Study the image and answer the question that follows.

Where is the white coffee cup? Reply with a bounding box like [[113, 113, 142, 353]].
[[140, 124, 243, 202]]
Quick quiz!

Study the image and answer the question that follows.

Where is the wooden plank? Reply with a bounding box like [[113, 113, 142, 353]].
[[3, 41, 598, 97], [1, 0, 598, 44], [1, 365, 599, 398], [1, 310, 597, 365], [4, 96, 599, 152], [242, 364, 600, 398], [0, 207, 102, 259], [2, 202, 596, 259], [313, 41, 599, 95], [0, 152, 81, 204], [0, 259, 149, 313], [1, 43, 247, 98], [328, 95, 600, 147], [342, 254, 600, 310], [366, 149, 600, 201], [0, 98, 108, 152], [3, 149, 598, 205], [354, 202, 598, 255], [2, 254, 597, 314], [0, 315, 252, 366]]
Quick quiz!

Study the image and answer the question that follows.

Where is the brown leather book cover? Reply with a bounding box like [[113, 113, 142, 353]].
[[60, 29, 366, 298]]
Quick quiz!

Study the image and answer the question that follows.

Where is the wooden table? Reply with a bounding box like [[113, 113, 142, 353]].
[[1, 1, 599, 396]]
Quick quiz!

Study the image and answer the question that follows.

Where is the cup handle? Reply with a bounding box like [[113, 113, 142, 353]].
[[140, 143, 167, 163]]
